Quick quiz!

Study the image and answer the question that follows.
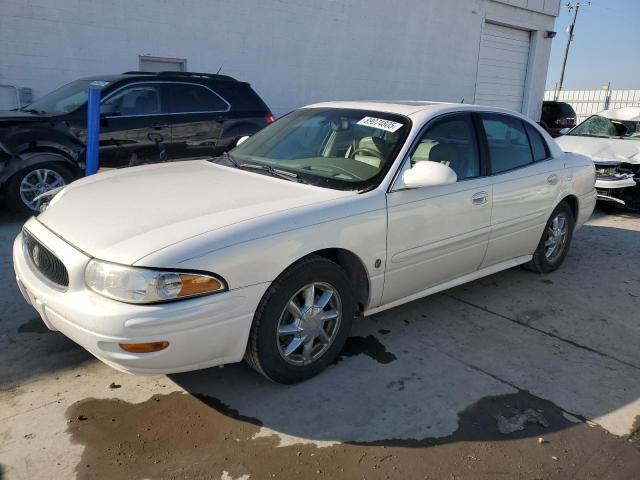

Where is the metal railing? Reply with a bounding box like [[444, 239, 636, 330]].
[[544, 89, 640, 123]]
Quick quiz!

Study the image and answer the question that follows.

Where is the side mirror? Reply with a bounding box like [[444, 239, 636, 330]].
[[235, 135, 250, 147], [558, 128, 571, 136], [100, 104, 120, 117], [401, 161, 457, 189]]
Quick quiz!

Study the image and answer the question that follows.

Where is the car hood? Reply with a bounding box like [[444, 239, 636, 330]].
[[0, 110, 51, 123], [556, 135, 640, 165], [37, 161, 354, 264]]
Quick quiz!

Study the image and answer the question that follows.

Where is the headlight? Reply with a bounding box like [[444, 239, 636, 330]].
[[595, 162, 621, 177], [85, 259, 226, 304]]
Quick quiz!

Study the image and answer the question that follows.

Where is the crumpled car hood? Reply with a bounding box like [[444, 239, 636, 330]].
[[0, 110, 50, 123], [37, 160, 353, 265], [556, 135, 640, 164]]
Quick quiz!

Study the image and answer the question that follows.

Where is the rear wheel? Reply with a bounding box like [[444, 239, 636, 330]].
[[6, 157, 75, 216], [525, 201, 575, 273], [245, 256, 354, 384]]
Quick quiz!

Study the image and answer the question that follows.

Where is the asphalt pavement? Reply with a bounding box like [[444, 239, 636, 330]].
[[1, 208, 639, 479]]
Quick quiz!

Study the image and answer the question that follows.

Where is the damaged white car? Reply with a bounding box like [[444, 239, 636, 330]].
[[13, 101, 596, 384], [556, 107, 640, 210]]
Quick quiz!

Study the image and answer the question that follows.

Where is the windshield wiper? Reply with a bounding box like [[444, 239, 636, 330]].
[[22, 108, 47, 115], [238, 163, 304, 183], [213, 153, 305, 184]]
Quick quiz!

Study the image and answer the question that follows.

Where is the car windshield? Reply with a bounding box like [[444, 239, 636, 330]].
[[228, 107, 410, 191], [22, 80, 102, 115], [569, 115, 640, 140]]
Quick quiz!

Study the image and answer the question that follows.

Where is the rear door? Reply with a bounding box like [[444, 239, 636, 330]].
[[383, 113, 492, 304], [478, 113, 563, 267], [165, 82, 228, 160]]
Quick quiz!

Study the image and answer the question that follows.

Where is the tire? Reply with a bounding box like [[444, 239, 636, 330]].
[[245, 255, 355, 384], [6, 159, 75, 216], [525, 201, 575, 274]]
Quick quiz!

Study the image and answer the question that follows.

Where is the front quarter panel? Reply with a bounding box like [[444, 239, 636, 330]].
[[135, 191, 388, 309]]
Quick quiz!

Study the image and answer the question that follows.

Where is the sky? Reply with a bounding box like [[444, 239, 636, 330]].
[[545, 0, 639, 91]]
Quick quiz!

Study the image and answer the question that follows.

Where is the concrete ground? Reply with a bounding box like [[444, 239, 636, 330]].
[[1, 208, 639, 479]]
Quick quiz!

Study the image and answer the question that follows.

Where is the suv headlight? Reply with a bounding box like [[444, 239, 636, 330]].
[[85, 259, 226, 304], [595, 162, 621, 177]]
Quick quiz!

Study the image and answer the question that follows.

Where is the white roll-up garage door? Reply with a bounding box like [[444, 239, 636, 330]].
[[475, 23, 531, 113]]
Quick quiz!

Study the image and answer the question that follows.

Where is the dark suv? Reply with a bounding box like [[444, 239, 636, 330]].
[[540, 101, 577, 137], [0, 71, 274, 214]]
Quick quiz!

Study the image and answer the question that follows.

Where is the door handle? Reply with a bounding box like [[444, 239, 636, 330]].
[[153, 123, 169, 130], [547, 174, 559, 185], [472, 191, 489, 205]]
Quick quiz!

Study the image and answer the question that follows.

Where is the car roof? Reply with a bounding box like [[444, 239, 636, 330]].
[[303, 100, 532, 119], [78, 71, 239, 85]]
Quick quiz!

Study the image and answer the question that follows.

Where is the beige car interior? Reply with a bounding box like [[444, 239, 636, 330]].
[[410, 139, 478, 179]]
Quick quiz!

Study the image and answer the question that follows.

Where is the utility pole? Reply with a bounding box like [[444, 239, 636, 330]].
[[556, 1, 590, 100]]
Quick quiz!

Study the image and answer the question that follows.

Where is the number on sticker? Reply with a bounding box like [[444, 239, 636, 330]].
[[357, 117, 403, 133]]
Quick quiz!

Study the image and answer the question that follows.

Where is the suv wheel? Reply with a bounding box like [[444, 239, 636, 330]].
[[245, 255, 355, 384], [7, 159, 74, 216]]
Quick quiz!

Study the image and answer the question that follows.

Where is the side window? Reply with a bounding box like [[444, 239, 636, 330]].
[[481, 114, 533, 174], [103, 85, 162, 115], [525, 123, 550, 161], [167, 84, 229, 113], [410, 114, 480, 180]]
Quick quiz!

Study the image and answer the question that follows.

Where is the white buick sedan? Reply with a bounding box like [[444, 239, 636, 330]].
[[14, 101, 596, 383]]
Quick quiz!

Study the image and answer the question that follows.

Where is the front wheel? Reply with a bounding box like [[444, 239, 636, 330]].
[[525, 201, 575, 273], [6, 160, 75, 216], [245, 256, 355, 384]]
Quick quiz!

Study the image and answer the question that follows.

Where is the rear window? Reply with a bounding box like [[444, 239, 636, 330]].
[[213, 82, 270, 113], [525, 123, 550, 161], [167, 83, 229, 113], [560, 104, 576, 116], [543, 102, 575, 117]]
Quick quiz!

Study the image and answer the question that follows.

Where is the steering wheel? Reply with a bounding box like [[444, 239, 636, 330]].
[[349, 147, 384, 160]]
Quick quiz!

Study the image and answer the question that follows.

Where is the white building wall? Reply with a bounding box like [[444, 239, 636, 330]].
[[0, 0, 557, 119]]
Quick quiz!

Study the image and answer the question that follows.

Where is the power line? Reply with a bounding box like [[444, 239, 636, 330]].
[[555, 2, 590, 100]]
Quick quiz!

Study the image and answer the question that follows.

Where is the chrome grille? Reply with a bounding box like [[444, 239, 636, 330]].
[[22, 230, 69, 287]]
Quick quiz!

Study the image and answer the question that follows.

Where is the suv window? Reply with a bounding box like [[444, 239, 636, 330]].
[[525, 123, 549, 161], [104, 85, 163, 116], [410, 114, 480, 180], [167, 83, 228, 113], [481, 114, 533, 174]]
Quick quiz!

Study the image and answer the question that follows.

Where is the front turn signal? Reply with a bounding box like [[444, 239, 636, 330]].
[[119, 341, 170, 353]]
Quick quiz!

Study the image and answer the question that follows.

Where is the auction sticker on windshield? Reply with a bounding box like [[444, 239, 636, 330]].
[[357, 117, 404, 133]]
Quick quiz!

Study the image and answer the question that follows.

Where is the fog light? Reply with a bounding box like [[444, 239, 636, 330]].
[[119, 341, 169, 353]]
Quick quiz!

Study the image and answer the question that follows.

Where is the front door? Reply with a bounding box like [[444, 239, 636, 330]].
[[99, 83, 171, 168], [382, 113, 492, 305], [477, 113, 563, 267]]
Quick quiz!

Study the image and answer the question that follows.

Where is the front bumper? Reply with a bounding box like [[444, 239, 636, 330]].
[[595, 177, 638, 207], [13, 218, 268, 374]]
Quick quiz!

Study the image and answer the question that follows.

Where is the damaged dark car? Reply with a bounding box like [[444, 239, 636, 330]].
[[0, 71, 273, 214]]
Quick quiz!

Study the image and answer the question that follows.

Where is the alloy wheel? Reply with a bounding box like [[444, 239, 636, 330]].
[[544, 213, 569, 262], [276, 282, 342, 366], [19, 168, 66, 212]]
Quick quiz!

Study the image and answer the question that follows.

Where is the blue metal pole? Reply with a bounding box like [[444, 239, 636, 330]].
[[85, 84, 102, 176]]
